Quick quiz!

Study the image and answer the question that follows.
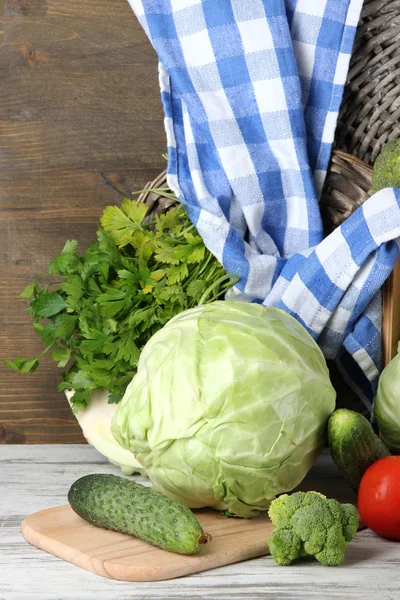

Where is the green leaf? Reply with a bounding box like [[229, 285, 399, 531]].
[[82, 241, 111, 280], [71, 370, 94, 390], [87, 277, 102, 296], [54, 314, 78, 342], [187, 279, 208, 298], [79, 331, 108, 358], [187, 245, 205, 264], [48, 240, 80, 275], [34, 321, 58, 345], [101, 299, 127, 317], [118, 269, 139, 284], [96, 230, 119, 272], [97, 288, 126, 302], [167, 263, 189, 285], [151, 270, 165, 282], [157, 283, 184, 299], [107, 318, 118, 333], [35, 292, 68, 318], [3, 357, 39, 373], [60, 275, 85, 307], [77, 307, 98, 338], [102, 338, 119, 359], [101, 206, 131, 241], [154, 243, 181, 265], [157, 285, 187, 307], [155, 206, 185, 234], [121, 198, 148, 224], [108, 390, 124, 404], [81, 363, 113, 388], [184, 232, 202, 245], [101, 204, 144, 247], [115, 330, 140, 367], [138, 267, 156, 294], [87, 358, 115, 370], [128, 307, 158, 330], [171, 244, 192, 262], [62, 240, 78, 254], [51, 347, 71, 368], [70, 388, 90, 413], [58, 378, 73, 392], [124, 229, 151, 250], [18, 281, 37, 299], [97, 288, 128, 316]]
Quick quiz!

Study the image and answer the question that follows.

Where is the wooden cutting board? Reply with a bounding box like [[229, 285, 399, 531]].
[[21, 482, 362, 582], [21, 505, 274, 581]]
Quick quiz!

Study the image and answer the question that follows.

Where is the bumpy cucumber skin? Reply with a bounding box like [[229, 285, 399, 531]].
[[328, 409, 390, 490], [68, 474, 210, 555]]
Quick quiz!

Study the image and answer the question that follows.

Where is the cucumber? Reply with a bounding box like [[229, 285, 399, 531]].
[[328, 409, 390, 490], [68, 474, 211, 555]]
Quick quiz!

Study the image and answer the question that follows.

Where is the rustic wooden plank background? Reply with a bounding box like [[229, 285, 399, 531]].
[[0, 0, 165, 443]]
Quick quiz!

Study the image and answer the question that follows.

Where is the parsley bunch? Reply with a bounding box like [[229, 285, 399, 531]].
[[4, 197, 236, 412]]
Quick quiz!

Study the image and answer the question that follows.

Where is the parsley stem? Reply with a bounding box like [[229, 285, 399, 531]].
[[175, 224, 195, 237], [39, 341, 57, 358], [199, 274, 239, 305], [196, 251, 214, 277]]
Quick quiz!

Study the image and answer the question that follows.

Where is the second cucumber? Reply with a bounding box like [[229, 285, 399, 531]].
[[68, 474, 211, 555], [328, 409, 390, 490]]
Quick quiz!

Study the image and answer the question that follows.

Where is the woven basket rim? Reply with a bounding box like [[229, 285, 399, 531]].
[[137, 150, 372, 203]]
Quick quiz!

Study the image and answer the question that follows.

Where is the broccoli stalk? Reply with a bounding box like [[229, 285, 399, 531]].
[[268, 491, 358, 566], [372, 139, 400, 193]]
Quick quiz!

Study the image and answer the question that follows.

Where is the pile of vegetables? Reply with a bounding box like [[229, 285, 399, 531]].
[[323, 140, 400, 545], [8, 140, 400, 567]]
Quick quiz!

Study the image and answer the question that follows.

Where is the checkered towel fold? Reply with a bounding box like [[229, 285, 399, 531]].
[[128, 0, 400, 407]]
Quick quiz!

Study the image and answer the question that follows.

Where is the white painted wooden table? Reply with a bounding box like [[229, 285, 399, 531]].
[[2, 445, 400, 600]]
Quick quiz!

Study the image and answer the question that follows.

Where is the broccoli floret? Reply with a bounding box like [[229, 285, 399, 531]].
[[268, 528, 302, 566], [372, 139, 400, 193], [267, 491, 358, 567]]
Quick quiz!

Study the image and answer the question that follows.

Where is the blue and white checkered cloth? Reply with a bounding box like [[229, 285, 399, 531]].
[[128, 0, 400, 408]]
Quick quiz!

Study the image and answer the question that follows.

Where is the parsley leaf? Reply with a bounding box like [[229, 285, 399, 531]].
[[3, 357, 39, 373], [60, 276, 85, 308], [69, 389, 90, 413], [115, 330, 140, 367], [18, 281, 38, 299], [49, 240, 80, 275], [54, 315, 78, 342], [35, 292, 68, 318], [187, 279, 208, 298], [168, 263, 189, 285], [51, 347, 71, 368], [79, 330, 109, 358]]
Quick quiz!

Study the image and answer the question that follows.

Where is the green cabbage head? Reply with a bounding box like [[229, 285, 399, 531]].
[[374, 344, 400, 452], [112, 302, 336, 518]]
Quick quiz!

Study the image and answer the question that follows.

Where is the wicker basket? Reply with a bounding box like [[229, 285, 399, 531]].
[[136, 0, 400, 409], [336, 0, 400, 164]]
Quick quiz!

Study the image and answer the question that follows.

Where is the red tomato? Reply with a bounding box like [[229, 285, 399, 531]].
[[358, 456, 400, 539]]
